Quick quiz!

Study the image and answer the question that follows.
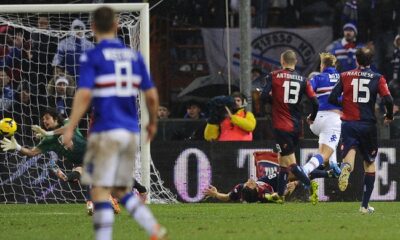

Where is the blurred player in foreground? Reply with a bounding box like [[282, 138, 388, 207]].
[[62, 6, 166, 240], [0, 108, 122, 215], [329, 47, 393, 214], [261, 50, 319, 202], [302, 53, 342, 178]]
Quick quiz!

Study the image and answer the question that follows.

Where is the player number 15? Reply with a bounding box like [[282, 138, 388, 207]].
[[351, 78, 370, 103]]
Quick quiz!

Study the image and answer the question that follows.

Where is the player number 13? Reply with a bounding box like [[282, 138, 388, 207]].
[[351, 78, 370, 103], [283, 81, 301, 104]]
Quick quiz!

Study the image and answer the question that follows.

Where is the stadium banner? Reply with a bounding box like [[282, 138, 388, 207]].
[[201, 27, 332, 78], [151, 140, 399, 203]]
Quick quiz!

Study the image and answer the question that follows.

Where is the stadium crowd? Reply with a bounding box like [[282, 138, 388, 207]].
[[0, 0, 399, 142]]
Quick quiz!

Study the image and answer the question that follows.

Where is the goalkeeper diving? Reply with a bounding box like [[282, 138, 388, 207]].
[[0, 108, 146, 214]]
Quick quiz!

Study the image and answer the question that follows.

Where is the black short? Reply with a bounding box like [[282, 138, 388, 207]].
[[273, 129, 299, 156], [341, 121, 378, 162]]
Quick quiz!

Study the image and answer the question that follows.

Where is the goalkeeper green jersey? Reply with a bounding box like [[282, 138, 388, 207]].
[[36, 120, 86, 165]]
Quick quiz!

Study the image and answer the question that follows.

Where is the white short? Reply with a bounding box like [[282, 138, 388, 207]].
[[81, 129, 139, 187], [310, 111, 341, 151]]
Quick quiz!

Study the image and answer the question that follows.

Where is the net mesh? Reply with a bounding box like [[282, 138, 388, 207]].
[[0, 8, 177, 204]]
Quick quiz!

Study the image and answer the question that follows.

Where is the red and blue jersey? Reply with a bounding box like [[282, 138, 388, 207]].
[[330, 67, 391, 123], [78, 38, 154, 133], [263, 68, 316, 132], [309, 67, 342, 111]]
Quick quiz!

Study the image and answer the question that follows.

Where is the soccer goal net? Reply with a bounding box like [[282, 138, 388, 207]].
[[0, 3, 177, 204]]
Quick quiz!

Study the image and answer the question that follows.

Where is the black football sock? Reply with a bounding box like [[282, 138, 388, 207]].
[[310, 169, 329, 180], [277, 167, 289, 196], [361, 173, 375, 209], [290, 163, 310, 187]]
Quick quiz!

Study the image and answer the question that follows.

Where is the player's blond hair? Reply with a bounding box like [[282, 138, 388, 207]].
[[319, 52, 337, 67], [281, 50, 297, 65]]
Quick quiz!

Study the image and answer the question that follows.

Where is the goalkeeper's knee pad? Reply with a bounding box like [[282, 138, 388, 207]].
[[66, 171, 81, 182]]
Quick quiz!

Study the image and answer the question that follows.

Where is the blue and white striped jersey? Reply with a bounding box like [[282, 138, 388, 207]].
[[309, 67, 342, 111], [78, 38, 154, 133]]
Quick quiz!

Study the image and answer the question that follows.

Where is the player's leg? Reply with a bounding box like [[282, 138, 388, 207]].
[[360, 161, 376, 214], [303, 111, 341, 176], [359, 123, 378, 214], [338, 122, 358, 191], [115, 132, 167, 240], [80, 132, 120, 240], [338, 149, 356, 191], [133, 178, 148, 202]]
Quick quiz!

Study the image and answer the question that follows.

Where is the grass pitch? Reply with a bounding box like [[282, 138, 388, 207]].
[[1, 202, 399, 240]]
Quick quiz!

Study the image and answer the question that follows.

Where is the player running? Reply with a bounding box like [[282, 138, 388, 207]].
[[302, 53, 342, 180], [0, 108, 121, 215], [261, 50, 319, 202], [62, 6, 166, 240], [328, 47, 393, 214]]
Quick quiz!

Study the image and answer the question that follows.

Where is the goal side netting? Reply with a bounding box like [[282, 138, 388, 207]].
[[0, 3, 177, 204]]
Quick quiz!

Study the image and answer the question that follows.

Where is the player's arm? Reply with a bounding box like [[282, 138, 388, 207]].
[[203, 185, 231, 202], [0, 137, 42, 157], [305, 80, 319, 122], [144, 88, 159, 141], [260, 73, 272, 102], [328, 76, 343, 107], [63, 52, 94, 146], [378, 76, 394, 123], [31, 125, 67, 138], [67, 88, 92, 130]]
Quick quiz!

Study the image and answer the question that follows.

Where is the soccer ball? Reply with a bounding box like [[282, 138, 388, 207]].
[[0, 118, 17, 137]]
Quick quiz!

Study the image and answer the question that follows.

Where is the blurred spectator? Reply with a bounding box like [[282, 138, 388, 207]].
[[171, 100, 206, 140], [371, 0, 400, 79], [184, 100, 205, 119], [158, 104, 170, 119], [204, 92, 256, 141], [251, 67, 266, 117], [30, 15, 58, 83], [46, 74, 75, 118], [326, 23, 364, 72], [52, 19, 94, 77], [7, 81, 39, 139], [3, 29, 31, 83], [392, 34, 400, 82], [251, 67, 265, 91], [0, 69, 14, 112]]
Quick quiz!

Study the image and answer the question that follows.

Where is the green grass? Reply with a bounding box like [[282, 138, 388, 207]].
[[1, 202, 400, 240]]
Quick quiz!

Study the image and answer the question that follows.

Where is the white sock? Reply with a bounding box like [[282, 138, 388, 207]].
[[93, 202, 114, 240], [329, 151, 337, 165], [122, 193, 158, 236], [303, 157, 321, 175]]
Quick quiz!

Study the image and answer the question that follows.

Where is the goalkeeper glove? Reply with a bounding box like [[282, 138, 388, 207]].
[[32, 125, 54, 138], [0, 137, 22, 151]]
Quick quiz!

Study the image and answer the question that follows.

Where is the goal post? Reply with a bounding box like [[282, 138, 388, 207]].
[[0, 3, 175, 203]]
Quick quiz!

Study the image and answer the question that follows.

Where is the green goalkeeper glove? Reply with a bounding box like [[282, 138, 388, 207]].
[[32, 125, 54, 138], [1, 137, 22, 151]]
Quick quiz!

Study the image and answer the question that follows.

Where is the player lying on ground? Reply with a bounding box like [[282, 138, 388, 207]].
[[302, 53, 342, 178], [0, 108, 121, 215], [203, 168, 334, 203]]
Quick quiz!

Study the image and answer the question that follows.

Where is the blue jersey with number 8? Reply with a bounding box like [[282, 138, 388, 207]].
[[78, 38, 154, 133]]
